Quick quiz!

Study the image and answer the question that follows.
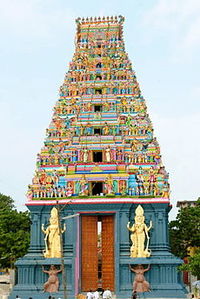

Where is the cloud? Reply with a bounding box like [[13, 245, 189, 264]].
[[0, 0, 75, 39], [152, 111, 200, 198], [141, 0, 200, 57], [150, 111, 200, 219], [142, 0, 200, 27], [182, 17, 200, 49]]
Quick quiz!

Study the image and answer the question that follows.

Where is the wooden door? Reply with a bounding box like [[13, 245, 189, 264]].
[[102, 215, 115, 290], [81, 216, 98, 291]]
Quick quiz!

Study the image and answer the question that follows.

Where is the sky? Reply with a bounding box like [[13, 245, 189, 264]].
[[0, 0, 199, 219]]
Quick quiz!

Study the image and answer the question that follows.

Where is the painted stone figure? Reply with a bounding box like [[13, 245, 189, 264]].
[[42, 207, 66, 258], [103, 123, 110, 135], [161, 181, 170, 198], [105, 174, 114, 194], [66, 182, 73, 197], [42, 265, 62, 293], [79, 175, 88, 195], [127, 205, 152, 258], [129, 264, 150, 293], [83, 148, 89, 162], [105, 147, 111, 162]]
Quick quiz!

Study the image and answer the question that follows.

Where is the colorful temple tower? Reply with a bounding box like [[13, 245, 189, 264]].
[[10, 16, 186, 299]]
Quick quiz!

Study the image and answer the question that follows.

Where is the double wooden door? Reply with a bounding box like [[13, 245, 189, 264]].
[[81, 215, 114, 291]]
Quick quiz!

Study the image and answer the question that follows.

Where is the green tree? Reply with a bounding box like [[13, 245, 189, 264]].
[[0, 193, 31, 269], [179, 249, 200, 279], [0, 193, 14, 210], [169, 199, 200, 259]]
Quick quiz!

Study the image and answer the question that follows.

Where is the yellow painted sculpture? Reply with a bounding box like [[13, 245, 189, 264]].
[[127, 205, 152, 258], [42, 207, 66, 258]]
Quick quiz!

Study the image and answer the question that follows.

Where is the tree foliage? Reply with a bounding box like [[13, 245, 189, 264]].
[[179, 249, 200, 279], [169, 199, 200, 259], [0, 193, 31, 269]]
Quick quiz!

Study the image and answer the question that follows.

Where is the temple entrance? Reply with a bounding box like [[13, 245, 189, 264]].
[[81, 215, 115, 292]]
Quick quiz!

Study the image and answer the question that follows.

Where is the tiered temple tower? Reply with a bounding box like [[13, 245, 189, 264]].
[[10, 16, 186, 299]]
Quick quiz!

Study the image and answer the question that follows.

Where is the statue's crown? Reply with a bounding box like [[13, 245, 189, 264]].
[[51, 207, 58, 218], [135, 205, 144, 216]]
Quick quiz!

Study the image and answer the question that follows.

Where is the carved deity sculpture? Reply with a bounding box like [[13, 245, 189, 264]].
[[42, 265, 62, 293], [127, 205, 152, 258], [126, 114, 132, 126], [66, 182, 73, 197], [42, 207, 66, 258], [129, 264, 150, 293], [103, 123, 110, 135], [161, 181, 170, 198], [105, 174, 114, 194], [83, 148, 89, 162], [105, 147, 111, 162], [79, 175, 88, 195]]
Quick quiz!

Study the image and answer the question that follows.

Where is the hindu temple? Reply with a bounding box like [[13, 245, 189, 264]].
[[9, 16, 187, 299]]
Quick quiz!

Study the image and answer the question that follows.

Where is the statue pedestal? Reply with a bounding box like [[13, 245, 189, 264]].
[[117, 256, 187, 299], [9, 256, 75, 299], [9, 202, 187, 299]]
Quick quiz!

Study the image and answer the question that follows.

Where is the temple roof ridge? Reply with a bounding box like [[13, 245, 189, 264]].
[[75, 15, 125, 25]]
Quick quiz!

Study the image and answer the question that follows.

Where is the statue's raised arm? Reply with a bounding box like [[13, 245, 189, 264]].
[[148, 220, 153, 231], [127, 221, 134, 232]]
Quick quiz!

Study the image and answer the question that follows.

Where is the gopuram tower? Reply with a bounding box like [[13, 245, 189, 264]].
[[10, 16, 186, 299]]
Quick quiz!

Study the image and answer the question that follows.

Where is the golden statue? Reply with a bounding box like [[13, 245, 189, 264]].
[[127, 205, 152, 258], [42, 207, 66, 258]]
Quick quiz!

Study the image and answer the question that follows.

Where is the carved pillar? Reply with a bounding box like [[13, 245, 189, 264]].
[[29, 212, 41, 253]]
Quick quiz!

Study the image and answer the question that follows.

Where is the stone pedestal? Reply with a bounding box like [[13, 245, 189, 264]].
[[9, 201, 187, 299]]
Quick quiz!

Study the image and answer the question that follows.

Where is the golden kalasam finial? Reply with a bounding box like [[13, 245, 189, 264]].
[[127, 205, 152, 258]]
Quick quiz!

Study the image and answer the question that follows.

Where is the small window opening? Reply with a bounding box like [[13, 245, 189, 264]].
[[94, 128, 102, 135], [96, 62, 102, 68], [95, 89, 102, 94], [92, 182, 103, 196], [93, 151, 102, 162], [94, 105, 102, 112]]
